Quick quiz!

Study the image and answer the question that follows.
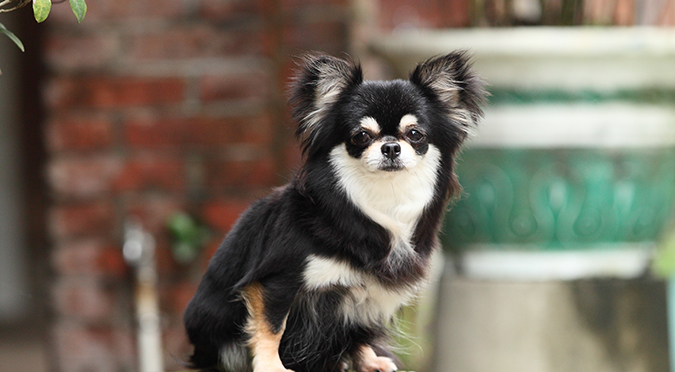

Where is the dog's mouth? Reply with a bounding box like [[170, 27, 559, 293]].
[[378, 160, 404, 172]]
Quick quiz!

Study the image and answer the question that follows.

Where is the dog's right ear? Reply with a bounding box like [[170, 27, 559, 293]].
[[290, 54, 363, 155]]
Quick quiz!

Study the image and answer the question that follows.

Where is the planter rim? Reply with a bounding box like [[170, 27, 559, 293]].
[[372, 27, 675, 58], [371, 27, 675, 90], [467, 103, 675, 148]]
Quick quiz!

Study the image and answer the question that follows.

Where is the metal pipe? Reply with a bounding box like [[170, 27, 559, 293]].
[[124, 219, 164, 372]]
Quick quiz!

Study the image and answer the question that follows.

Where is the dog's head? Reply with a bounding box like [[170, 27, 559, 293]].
[[290, 53, 485, 198]]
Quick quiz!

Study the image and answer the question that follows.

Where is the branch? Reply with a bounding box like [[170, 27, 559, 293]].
[[0, 0, 32, 13]]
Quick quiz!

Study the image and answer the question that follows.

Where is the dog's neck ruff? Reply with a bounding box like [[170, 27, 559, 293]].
[[329, 143, 441, 258]]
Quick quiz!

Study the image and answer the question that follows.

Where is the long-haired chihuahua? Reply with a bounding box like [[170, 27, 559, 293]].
[[183, 52, 485, 372]]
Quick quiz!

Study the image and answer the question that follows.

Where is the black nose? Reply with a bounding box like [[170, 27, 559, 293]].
[[381, 142, 401, 160]]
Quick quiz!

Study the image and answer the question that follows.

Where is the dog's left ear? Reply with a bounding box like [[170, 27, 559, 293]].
[[290, 54, 363, 155], [410, 52, 486, 132]]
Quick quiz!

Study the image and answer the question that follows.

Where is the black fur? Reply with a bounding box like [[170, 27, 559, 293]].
[[183, 52, 485, 372]]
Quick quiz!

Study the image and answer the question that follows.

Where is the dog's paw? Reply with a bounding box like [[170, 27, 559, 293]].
[[340, 360, 350, 372], [357, 355, 397, 372], [255, 367, 294, 372]]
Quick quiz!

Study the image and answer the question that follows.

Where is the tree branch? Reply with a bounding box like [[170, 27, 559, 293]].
[[0, 0, 32, 13]]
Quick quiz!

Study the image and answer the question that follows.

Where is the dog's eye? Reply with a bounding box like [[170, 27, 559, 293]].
[[351, 131, 373, 146], [406, 129, 425, 143]]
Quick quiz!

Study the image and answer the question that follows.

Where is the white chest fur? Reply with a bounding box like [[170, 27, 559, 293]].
[[303, 255, 425, 326], [329, 144, 441, 259]]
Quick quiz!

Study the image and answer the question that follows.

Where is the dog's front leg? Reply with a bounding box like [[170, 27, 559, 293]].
[[243, 281, 295, 372]]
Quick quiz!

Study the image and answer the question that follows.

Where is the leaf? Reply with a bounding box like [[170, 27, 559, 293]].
[[167, 212, 210, 265], [69, 0, 86, 23], [0, 22, 25, 52], [33, 0, 51, 23]]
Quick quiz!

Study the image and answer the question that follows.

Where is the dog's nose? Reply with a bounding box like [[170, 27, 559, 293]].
[[381, 142, 401, 160]]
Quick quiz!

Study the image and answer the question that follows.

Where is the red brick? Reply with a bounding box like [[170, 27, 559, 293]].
[[163, 323, 192, 371], [45, 32, 119, 71], [52, 323, 135, 372], [52, 324, 118, 372], [52, 279, 116, 321], [201, 199, 251, 232], [110, 328, 136, 371], [283, 21, 348, 54], [114, 154, 186, 193], [205, 157, 277, 190], [46, 0, 186, 23], [283, 140, 303, 171], [52, 239, 127, 278], [126, 25, 265, 61], [280, 0, 348, 13], [48, 155, 123, 198], [155, 239, 181, 275], [46, 76, 185, 109], [614, 0, 635, 26], [164, 280, 198, 314], [124, 114, 273, 148], [200, 0, 264, 20], [378, 0, 470, 29], [199, 71, 271, 103], [49, 201, 115, 239], [46, 114, 115, 153], [198, 237, 223, 271], [124, 195, 185, 234]]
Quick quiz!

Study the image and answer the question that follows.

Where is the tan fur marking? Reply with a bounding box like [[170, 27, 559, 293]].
[[242, 283, 292, 372], [398, 114, 418, 133]]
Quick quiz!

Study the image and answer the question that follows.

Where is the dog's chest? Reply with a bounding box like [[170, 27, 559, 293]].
[[302, 255, 423, 326]]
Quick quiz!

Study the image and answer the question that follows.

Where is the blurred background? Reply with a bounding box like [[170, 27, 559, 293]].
[[1, 1, 675, 372]]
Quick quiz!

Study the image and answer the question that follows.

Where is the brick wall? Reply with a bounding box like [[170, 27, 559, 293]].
[[42, 0, 350, 371]]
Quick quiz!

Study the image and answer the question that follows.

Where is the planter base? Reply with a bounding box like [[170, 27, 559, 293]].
[[433, 271, 668, 372]]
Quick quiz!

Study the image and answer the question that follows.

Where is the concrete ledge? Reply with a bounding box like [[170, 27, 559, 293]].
[[433, 275, 668, 372]]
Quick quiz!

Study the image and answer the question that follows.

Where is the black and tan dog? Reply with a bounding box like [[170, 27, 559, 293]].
[[183, 52, 485, 372]]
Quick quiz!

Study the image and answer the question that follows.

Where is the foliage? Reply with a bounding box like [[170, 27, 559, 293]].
[[167, 212, 211, 265], [0, 0, 86, 73]]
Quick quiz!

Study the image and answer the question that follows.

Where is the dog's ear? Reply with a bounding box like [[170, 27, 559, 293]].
[[290, 54, 363, 155], [410, 52, 486, 132]]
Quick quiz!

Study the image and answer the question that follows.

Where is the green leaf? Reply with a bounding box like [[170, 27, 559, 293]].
[[0, 22, 25, 52], [166, 212, 210, 265], [33, 0, 52, 23], [69, 0, 86, 23]]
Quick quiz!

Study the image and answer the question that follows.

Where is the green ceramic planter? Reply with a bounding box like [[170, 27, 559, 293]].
[[439, 102, 675, 279], [372, 28, 675, 279]]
